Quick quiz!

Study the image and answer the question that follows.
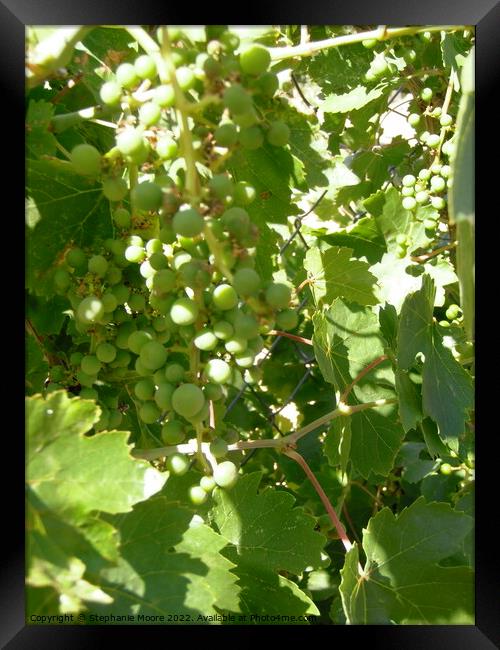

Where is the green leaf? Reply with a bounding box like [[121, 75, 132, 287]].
[[448, 47, 474, 341], [371, 186, 429, 252], [210, 473, 323, 619], [26, 335, 49, 394], [26, 158, 112, 295], [395, 442, 437, 484], [26, 100, 58, 158], [440, 32, 471, 90], [304, 245, 378, 307], [397, 275, 474, 449], [325, 416, 351, 473], [340, 498, 474, 624], [321, 215, 386, 264], [313, 301, 404, 477], [321, 84, 388, 114], [27, 392, 166, 516], [93, 498, 240, 620], [395, 370, 423, 432]]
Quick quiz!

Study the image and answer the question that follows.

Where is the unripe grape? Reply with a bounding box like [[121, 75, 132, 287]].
[[214, 122, 238, 147], [161, 419, 185, 445], [70, 144, 101, 176], [132, 182, 163, 211], [225, 337, 248, 354], [446, 304, 461, 320], [204, 358, 231, 384], [166, 453, 190, 476], [116, 62, 139, 89], [176, 65, 196, 91], [172, 383, 205, 418], [401, 186, 415, 197], [210, 437, 229, 458], [134, 378, 155, 401], [135, 55, 157, 80], [154, 84, 175, 107], [408, 113, 420, 127], [209, 174, 234, 200], [88, 254, 108, 277], [189, 485, 208, 505], [154, 382, 175, 410], [96, 342, 116, 364], [81, 355, 101, 376], [232, 267, 261, 296], [113, 207, 131, 228], [440, 462, 453, 475], [116, 129, 144, 157], [67, 247, 87, 270], [193, 329, 218, 351], [156, 136, 178, 160], [54, 268, 71, 290], [140, 340, 168, 370], [212, 284, 238, 310], [430, 175, 446, 193], [127, 330, 153, 354], [172, 207, 204, 237], [426, 133, 440, 148], [233, 181, 256, 206], [402, 196, 417, 210], [223, 84, 253, 114], [418, 168, 432, 181], [200, 475, 216, 493], [421, 87, 433, 101], [415, 190, 429, 204], [402, 174, 416, 187], [276, 308, 299, 331], [267, 121, 290, 147], [170, 297, 199, 325], [239, 125, 264, 149], [440, 113, 453, 127], [100, 81, 122, 105], [239, 44, 271, 75], [214, 461, 239, 488], [77, 296, 104, 324], [139, 101, 161, 126], [265, 282, 291, 309], [213, 321, 234, 340]]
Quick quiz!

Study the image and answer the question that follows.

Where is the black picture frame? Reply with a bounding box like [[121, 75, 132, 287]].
[[14, 2, 499, 647]]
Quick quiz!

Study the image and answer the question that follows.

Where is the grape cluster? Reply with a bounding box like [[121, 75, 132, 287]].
[[50, 27, 300, 504]]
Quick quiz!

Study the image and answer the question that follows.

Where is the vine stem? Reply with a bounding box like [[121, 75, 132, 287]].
[[283, 448, 353, 553], [268, 26, 468, 62], [133, 397, 398, 460], [268, 330, 312, 346], [410, 241, 457, 263], [432, 70, 457, 165], [339, 355, 388, 403]]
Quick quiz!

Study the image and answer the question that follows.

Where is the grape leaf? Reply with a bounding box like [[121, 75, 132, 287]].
[[397, 275, 474, 449], [210, 473, 323, 619], [27, 392, 166, 516], [394, 442, 437, 484], [304, 245, 378, 306], [26, 335, 49, 395], [26, 158, 112, 295], [26, 99, 58, 158], [312, 301, 404, 478], [339, 498, 474, 624], [321, 85, 388, 114], [320, 215, 386, 264], [91, 498, 240, 620]]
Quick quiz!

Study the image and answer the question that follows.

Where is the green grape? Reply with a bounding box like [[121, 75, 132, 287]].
[[440, 113, 453, 127], [415, 190, 429, 204], [94, 407, 110, 431], [115, 322, 136, 349], [265, 282, 291, 309], [172, 207, 204, 237], [139, 101, 161, 126], [127, 330, 153, 354], [214, 122, 238, 147], [170, 297, 199, 325], [234, 351, 255, 368], [161, 419, 185, 445], [96, 342, 116, 363], [193, 329, 218, 351], [70, 351, 84, 366], [440, 462, 453, 475], [135, 54, 157, 80], [128, 293, 146, 312], [156, 136, 178, 160], [113, 207, 131, 229], [430, 175, 446, 193], [395, 233, 408, 245], [172, 383, 205, 418], [395, 245, 407, 258], [81, 355, 102, 375], [408, 113, 420, 127], [140, 341, 168, 370], [164, 363, 185, 383], [214, 461, 238, 488], [79, 387, 98, 400], [139, 260, 156, 279], [134, 378, 155, 400], [418, 168, 432, 181], [176, 66, 196, 91], [189, 485, 208, 505], [370, 54, 389, 76], [200, 476, 216, 492], [233, 108, 259, 128], [426, 133, 440, 148], [116, 62, 139, 88], [166, 453, 190, 476], [106, 264, 123, 285], [440, 165, 451, 178], [154, 84, 175, 107], [187, 400, 209, 424], [221, 207, 250, 238], [420, 87, 433, 101], [155, 382, 175, 410], [110, 349, 131, 368], [88, 254, 108, 277], [210, 437, 228, 458], [66, 247, 87, 270], [234, 312, 259, 339], [239, 125, 264, 149], [213, 320, 234, 340], [213, 284, 238, 310], [244, 366, 263, 385], [402, 174, 416, 187], [172, 251, 192, 270], [442, 140, 455, 157], [70, 144, 101, 176], [430, 196, 446, 210], [233, 181, 256, 206], [152, 269, 176, 294], [132, 182, 163, 211], [232, 268, 261, 297], [204, 358, 231, 384], [77, 296, 104, 324], [239, 44, 271, 75], [402, 196, 417, 210], [223, 84, 253, 114], [100, 81, 122, 105], [401, 186, 414, 197], [208, 174, 234, 199], [159, 225, 176, 244], [446, 304, 461, 320], [77, 370, 97, 387], [54, 268, 71, 290], [276, 308, 298, 331], [116, 129, 144, 157], [225, 337, 247, 354], [202, 55, 222, 78], [107, 409, 123, 429], [204, 382, 223, 401], [112, 284, 131, 304], [267, 121, 290, 147], [147, 252, 167, 271], [139, 402, 161, 424], [257, 71, 279, 96]]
